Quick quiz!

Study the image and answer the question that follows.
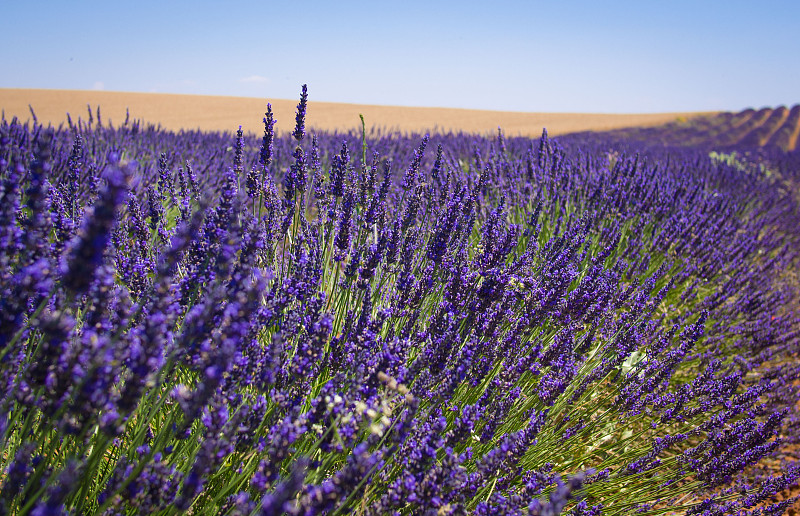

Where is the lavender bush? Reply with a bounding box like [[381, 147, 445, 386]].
[[1, 87, 799, 515]]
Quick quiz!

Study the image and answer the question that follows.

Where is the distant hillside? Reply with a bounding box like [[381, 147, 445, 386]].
[[0, 88, 708, 137], [573, 105, 800, 151]]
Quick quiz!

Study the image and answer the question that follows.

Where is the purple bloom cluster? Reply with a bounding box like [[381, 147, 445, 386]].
[[0, 89, 798, 515]]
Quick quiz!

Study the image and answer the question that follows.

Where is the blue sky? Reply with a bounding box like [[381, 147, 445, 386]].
[[2, 0, 798, 113]]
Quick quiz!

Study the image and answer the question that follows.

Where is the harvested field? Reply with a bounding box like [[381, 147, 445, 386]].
[[0, 88, 709, 137]]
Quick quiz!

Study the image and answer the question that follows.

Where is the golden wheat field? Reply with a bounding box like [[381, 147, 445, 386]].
[[0, 88, 711, 136]]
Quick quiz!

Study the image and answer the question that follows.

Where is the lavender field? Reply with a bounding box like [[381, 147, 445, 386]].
[[1, 87, 799, 515]]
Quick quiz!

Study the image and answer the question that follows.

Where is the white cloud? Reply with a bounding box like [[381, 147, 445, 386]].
[[91, 81, 105, 91], [239, 75, 269, 84]]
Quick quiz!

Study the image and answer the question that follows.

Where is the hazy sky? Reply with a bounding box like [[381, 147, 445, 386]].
[[3, 0, 798, 113]]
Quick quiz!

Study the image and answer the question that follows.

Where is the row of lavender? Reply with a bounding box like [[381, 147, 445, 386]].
[[559, 106, 800, 152], [1, 88, 798, 515]]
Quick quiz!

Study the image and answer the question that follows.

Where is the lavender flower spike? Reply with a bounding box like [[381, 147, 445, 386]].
[[260, 103, 276, 167], [62, 164, 129, 295], [293, 84, 308, 141]]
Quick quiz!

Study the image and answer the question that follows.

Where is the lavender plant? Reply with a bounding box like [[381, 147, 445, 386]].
[[0, 86, 798, 515]]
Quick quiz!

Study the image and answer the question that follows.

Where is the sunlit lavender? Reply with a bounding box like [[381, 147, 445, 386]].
[[1, 86, 799, 515]]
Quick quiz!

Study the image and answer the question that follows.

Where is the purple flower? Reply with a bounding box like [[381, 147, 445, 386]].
[[401, 134, 429, 191], [334, 191, 355, 259], [330, 141, 349, 198], [61, 165, 129, 295], [233, 126, 245, 180], [260, 103, 276, 167], [291, 146, 307, 196], [292, 84, 308, 141]]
